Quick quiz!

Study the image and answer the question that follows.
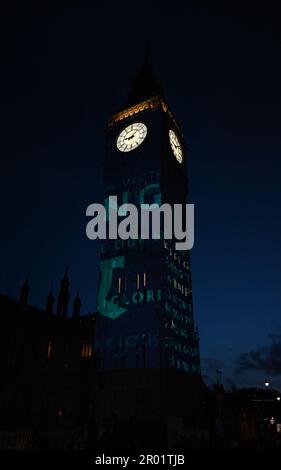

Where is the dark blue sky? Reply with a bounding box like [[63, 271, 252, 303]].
[[1, 2, 281, 389]]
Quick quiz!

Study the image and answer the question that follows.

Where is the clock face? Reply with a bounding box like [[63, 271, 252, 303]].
[[117, 122, 147, 152], [169, 129, 183, 163]]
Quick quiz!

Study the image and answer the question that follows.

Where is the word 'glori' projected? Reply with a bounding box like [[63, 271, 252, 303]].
[[86, 196, 194, 251]]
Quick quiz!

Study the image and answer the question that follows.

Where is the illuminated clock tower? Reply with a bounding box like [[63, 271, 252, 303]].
[[94, 55, 200, 376]]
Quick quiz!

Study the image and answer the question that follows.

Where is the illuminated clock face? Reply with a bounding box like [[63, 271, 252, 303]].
[[117, 122, 147, 152], [169, 129, 183, 163]]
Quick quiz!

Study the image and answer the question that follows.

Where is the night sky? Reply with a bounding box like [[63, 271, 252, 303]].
[[1, 2, 281, 389]]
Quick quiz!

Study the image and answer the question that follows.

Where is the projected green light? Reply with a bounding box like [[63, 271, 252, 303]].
[[97, 256, 127, 319]]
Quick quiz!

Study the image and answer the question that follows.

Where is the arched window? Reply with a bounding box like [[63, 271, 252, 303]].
[[47, 341, 52, 359], [81, 343, 92, 358]]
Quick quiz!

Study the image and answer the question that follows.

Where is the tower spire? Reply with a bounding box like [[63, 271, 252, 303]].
[[46, 287, 54, 315], [73, 289, 81, 318], [20, 276, 30, 305], [127, 49, 164, 106]]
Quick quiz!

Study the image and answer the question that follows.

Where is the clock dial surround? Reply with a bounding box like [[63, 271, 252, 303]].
[[117, 122, 147, 152], [169, 129, 183, 163]]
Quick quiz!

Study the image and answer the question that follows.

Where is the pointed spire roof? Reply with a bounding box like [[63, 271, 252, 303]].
[[127, 48, 164, 106], [47, 287, 54, 300], [20, 275, 30, 305], [74, 289, 81, 304], [73, 289, 81, 318], [46, 287, 54, 314], [60, 267, 70, 288], [22, 275, 29, 288]]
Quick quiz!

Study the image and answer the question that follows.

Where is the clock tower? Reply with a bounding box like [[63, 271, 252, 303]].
[[94, 55, 200, 376]]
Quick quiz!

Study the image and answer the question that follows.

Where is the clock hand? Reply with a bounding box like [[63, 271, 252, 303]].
[[128, 132, 138, 140], [125, 131, 137, 141]]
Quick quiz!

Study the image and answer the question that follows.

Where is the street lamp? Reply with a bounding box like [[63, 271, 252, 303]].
[[265, 381, 270, 388]]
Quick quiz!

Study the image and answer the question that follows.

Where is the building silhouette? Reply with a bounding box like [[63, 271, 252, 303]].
[[0, 274, 97, 449]]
